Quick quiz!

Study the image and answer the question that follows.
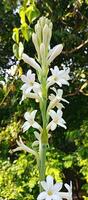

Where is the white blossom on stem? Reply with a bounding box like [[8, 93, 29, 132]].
[[47, 66, 70, 88], [47, 109, 66, 131], [20, 91, 39, 104], [12, 136, 37, 156], [48, 88, 69, 111], [21, 69, 36, 93], [22, 110, 42, 132], [20, 70, 41, 102], [37, 175, 62, 200]]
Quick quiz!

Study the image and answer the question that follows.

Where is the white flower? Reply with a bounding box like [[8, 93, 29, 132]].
[[20, 70, 41, 103], [37, 175, 62, 200], [47, 109, 66, 131], [22, 110, 42, 132], [48, 88, 69, 111], [21, 69, 36, 94], [20, 91, 39, 104], [47, 66, 70, 88], [22, 53, 41, 71], [48, 44, 63, 64], [20, 82, 41, 103]]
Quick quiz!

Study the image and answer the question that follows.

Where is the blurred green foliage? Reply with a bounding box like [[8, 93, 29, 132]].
[[0, 0, 88, 199]]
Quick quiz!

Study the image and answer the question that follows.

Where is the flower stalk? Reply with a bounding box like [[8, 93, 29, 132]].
[[12, 16, 72, 199]]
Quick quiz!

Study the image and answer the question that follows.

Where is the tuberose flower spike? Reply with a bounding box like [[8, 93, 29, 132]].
[[13, 16, 72, 200]]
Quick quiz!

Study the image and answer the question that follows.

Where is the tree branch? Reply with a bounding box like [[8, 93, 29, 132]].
[[62, 39, 88, 55]]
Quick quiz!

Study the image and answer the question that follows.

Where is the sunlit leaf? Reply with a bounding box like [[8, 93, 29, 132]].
[[21, 23, 33, 41], [13, 43, 19, 59], [19, 6, 26, 24], [12, 28, 19, 44], [26, 5, 40, 23]]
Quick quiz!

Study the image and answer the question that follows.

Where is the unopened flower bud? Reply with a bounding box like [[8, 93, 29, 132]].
[[39, 16, 45, 28], [35, 23, 42, 45], [22, 53, 41, 71], [40, 43, 46, 66], [48, 44, 63, 64], [32, 33, 40, 59], [43, 24, 49, 49]]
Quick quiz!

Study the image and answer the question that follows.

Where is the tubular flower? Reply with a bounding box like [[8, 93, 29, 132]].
[[22, 110, 42, 132], [37, 175, 63, 200], [47, 66, 70, 88], [47, 109, 66, 131], [12, 137, 37, 156]]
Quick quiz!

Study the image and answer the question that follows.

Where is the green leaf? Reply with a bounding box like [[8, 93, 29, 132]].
[[19, 42, 24, 59], [13, 43, 19, 59], [26, 5, 40, 23], [13, 42, 24, 59], [12, 28, 19, 44], [19, 6, 25, 24], [21, 23, 33, 41], [64, 160, 73, 168]]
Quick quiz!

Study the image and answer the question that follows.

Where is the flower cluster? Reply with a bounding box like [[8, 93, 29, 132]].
[[13, 16, 72, 200]]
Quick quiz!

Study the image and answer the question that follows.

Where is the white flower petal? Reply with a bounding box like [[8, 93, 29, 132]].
[[31, 110, 37, 118], [37, 191, 47, 200], [51, 193, 61, 200], [24, 112, 30, 121], [46, 195, 52, 200], [58, 122, 67, 129], [64, 181, 72, 192], [26, 87, 32, 94], [46, 175, 54, 189], [41, 181, 47, 190], [21, 83, 28, 91], [57, 109, 63, 117], [34, 131, 40, 140], [27, 69, 32, 77], [51, 122, 57, 131], [22, 121, 30, 132], [33, 121, 40, 130], [49, 110, 57, 119], [21, 75, 27, 82], [53, 183, 63, 192]]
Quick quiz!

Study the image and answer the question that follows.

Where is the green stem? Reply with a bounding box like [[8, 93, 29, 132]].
[[39, 142, 47, 192], [38, 70, 48, 192]]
